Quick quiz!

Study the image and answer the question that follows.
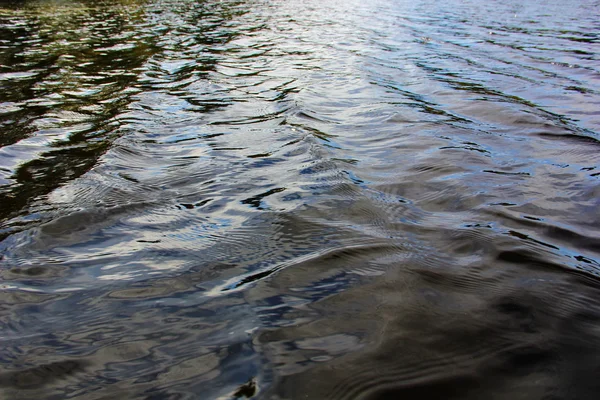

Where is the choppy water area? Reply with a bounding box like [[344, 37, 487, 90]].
[[1, 0, 599, 398]]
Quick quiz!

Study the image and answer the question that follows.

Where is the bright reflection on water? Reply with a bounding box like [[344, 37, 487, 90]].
[[1, 0, 599, 398]]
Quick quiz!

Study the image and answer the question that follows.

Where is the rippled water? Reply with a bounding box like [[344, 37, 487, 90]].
[[1, 0, 599, 398]]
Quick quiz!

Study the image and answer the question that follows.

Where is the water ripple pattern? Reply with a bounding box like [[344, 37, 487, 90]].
[[0, 0, 599, 398]]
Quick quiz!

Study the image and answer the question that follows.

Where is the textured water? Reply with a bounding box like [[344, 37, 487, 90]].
[[0, 0, 599, 398]]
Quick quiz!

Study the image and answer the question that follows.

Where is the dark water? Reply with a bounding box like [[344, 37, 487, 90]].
[[1, 0, 599, 398]]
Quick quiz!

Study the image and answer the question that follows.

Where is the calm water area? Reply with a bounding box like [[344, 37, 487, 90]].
[[0, 0, 599, 398]]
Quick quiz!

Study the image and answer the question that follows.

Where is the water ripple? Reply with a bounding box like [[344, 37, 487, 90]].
[[1, 0, 600, 398]]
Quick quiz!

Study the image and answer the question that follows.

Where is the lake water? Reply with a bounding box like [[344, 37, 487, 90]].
[[1, 0, 599, 398]]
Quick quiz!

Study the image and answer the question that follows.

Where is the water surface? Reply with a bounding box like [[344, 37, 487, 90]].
[[1, 0, 600, 398]]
